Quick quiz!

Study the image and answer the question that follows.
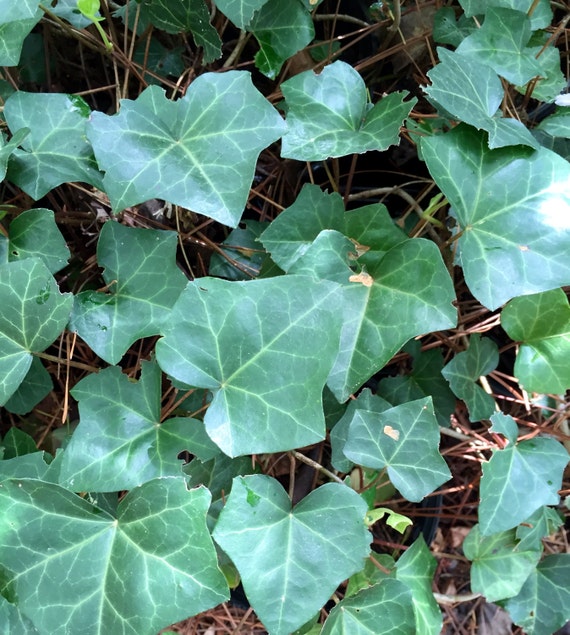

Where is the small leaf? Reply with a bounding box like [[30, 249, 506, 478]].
[[365, 507, 412, 533], [0, 128, 29, 181], [3, 356, 52, 415], [515, 506, 564, 552], [0, 0, 42, 66], [213, 475, 371, 635], [214, 0, 269, 29]]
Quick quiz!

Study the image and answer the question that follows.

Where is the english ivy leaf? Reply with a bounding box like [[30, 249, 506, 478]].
[[212, 475, 371, 635], [209, 220, 269, 280], [321, 579, 415, 635], [0, 128, 29, 181], [343, 397, 451, 502], [515, 506, 564, 552], [3, 356, 52, 415], [0, 259, 73, 405], [433, 7, 477, 47], [537, 110, 570, 139], [396, 537, 442, 635], [0, 594, 40, 635], [0, 452, 53, 481], [424, 48, 539, 149], [214, 0, 268, 29], [2, 208, 70, 274], [458, 0, 552, 31], [281, 61, 416, 160], [505, 554, 570, 635], [156, 276, 343, 457], [51, 0, 94, 28], [523, 44, 567, 103], [4, 92, 103, 199], [87, 76, 285, 226], [137, 0, 221, 62], [58, 361, 205, 492], [463, 525, 541, 602], [478, 412, 569, 535], [441, 334, 498, 421], [423, 125, 570, 310], [0, 0, 42, 66], [501, 289, 570, 393], [69, 222, 187, 365], [0, 478, 229, 634], [1, 427, 37, 459]]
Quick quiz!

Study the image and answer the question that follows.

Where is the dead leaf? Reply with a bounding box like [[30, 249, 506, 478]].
[[349, 272, 374, 287], [383, 425, 400, 441]]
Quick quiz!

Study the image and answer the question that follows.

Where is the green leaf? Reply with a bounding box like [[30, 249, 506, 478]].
[[441, 334, 498, 421], [156, 276, 343, 457], [0, 594, 40, 635], [0, 259, 73, 405], [3, 356, 52, 415], [0, 0, 42, 66], [281, 61, 416, 160], [422, 124, 570, 309], [463, 525, 541, 602], [478, 412, 569, 535], [209, 220, 269, 280], [0, 452, 53, 481], [424, 48, 539, 149], [321, 579, 415, 635], [86, 76, 285, 226], [343, 397, 451, 502], [501, 289, 570, 393], [3, 208, 70, 274], [396, 537, 442, 635], [0, 478, 228, 634], [505, 554, 570, 635], [214, 0, 268, 29], [515, 506, 564, 552], [537, 110, 570, 139], [458, 0, 552, 31], [212, 475, 371, 635], [4, 92, 103, 199], [1, 427, 37, 459], [69, 222, 187, 365], [58, 361, 205, 492], [346, 555, 396, 597], [0, 128, 29, 181], [433, 7, 477, 47], [138, 0, 222, 62]]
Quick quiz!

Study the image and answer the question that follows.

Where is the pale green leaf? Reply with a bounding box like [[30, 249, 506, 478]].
[[458, 0, 552, 31], [343, 397, 451, 502], [0, 478, 228, 635], [501, 289, 570, 393], [87, 76, 285, 226], [0, 452, 52, 481], [156, 276, 343, 457], [0, 594, 40, 635], [0, 0, 42, 66], [214, 0, 268, 29], [422, 125, 570, 309], [212, 475, 371, 635], [4, 93, 103, 199], [69, 222, 187, 365]]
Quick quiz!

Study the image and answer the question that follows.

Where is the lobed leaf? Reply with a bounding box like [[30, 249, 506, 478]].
[[0, 0, 42, 66]]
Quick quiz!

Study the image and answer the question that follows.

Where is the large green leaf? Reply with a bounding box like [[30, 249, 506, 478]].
[[0, 595, 39, 635], [69, 222, 187, 364], [156, 276, 342, 457], [501, 289, 570, 393], [0, 259, 72, 405], [505, 554, 570, 635], [281, 61, 416, 160], [343, 397, 451, 502], [0, 0, 42, 66], [320, 579, 415, 635], [4, 92, 103, 199], [87, 76, 285, 226], [58, 361, 206, 492], [422, 125, 570, 310], [463, 525, 541, 602], [441, 334, 498, 421], [478, 413, 569, 535], [212, 475, 371, 635], [0, 478, 228, 635]]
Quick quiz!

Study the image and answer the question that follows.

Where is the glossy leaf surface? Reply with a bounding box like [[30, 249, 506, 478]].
[[0, 0, 42, 65]]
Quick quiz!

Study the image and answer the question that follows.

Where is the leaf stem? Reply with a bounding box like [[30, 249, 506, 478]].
[[290, 450, 344, 484]]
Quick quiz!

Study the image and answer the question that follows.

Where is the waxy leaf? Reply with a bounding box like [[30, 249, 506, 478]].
[[464, 525, 541, 602], [4, 92, 103, 199], [0, 128, 28, 181], [4, 356, 52, 415], [343, 397, 451, 502], [478, 413, 569, 535], [214, 0, 268, 29], [0, 478, 228, 635], [505, 554, 570, 635], [156, 276, 343, 457], [69, 222, 187, 364], [213, 475, 371, 635], [0, 259, 72, 405], [422, 125, 570, 310], [501, 289, 570, 393], [87, 75, 285, 226], [0, 595, 40, 635], [281, 61, 416, 160], [0, 0, 42, 65], [441, 334, 498, 421], [516, 506, 564, 552], [458, 0, 552, 31], [58, 361, 203, 492]]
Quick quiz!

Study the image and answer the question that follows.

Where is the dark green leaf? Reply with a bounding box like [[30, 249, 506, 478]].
[[1, 427, 37, 459], [537, 110, 570, 139], [433, 7, 477, 47], [515, 506, 564, 552], [4, 356, 52, 415], [209, 220, 269, 280], [0, 128, 29, 181], [0, 0, 42, 66]]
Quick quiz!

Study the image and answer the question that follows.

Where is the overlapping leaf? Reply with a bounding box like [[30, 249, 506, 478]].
[[281, 61, 416, 160], [213, 475, 371, 635], [3, 357, 52, 415], [69, 222, 187, 364], [501, 289, 570, 393], [343, 397, 451, 502], [87, 75, 285, 226], [4, 92, 103, 199], [422, 124, 570, 310], [458, 0, 552, 31], [0, 259, 72, 405], [0, 478, 228, 635], [0, 0, 42, 65], [0, 128, 28, 181], [0, 595, 39, 635], [516, 506, 564, 552], [156, 276, 343, 457]]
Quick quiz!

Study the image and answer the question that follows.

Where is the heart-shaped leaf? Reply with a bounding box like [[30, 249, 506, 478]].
[[212, 475, 371, 635]]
